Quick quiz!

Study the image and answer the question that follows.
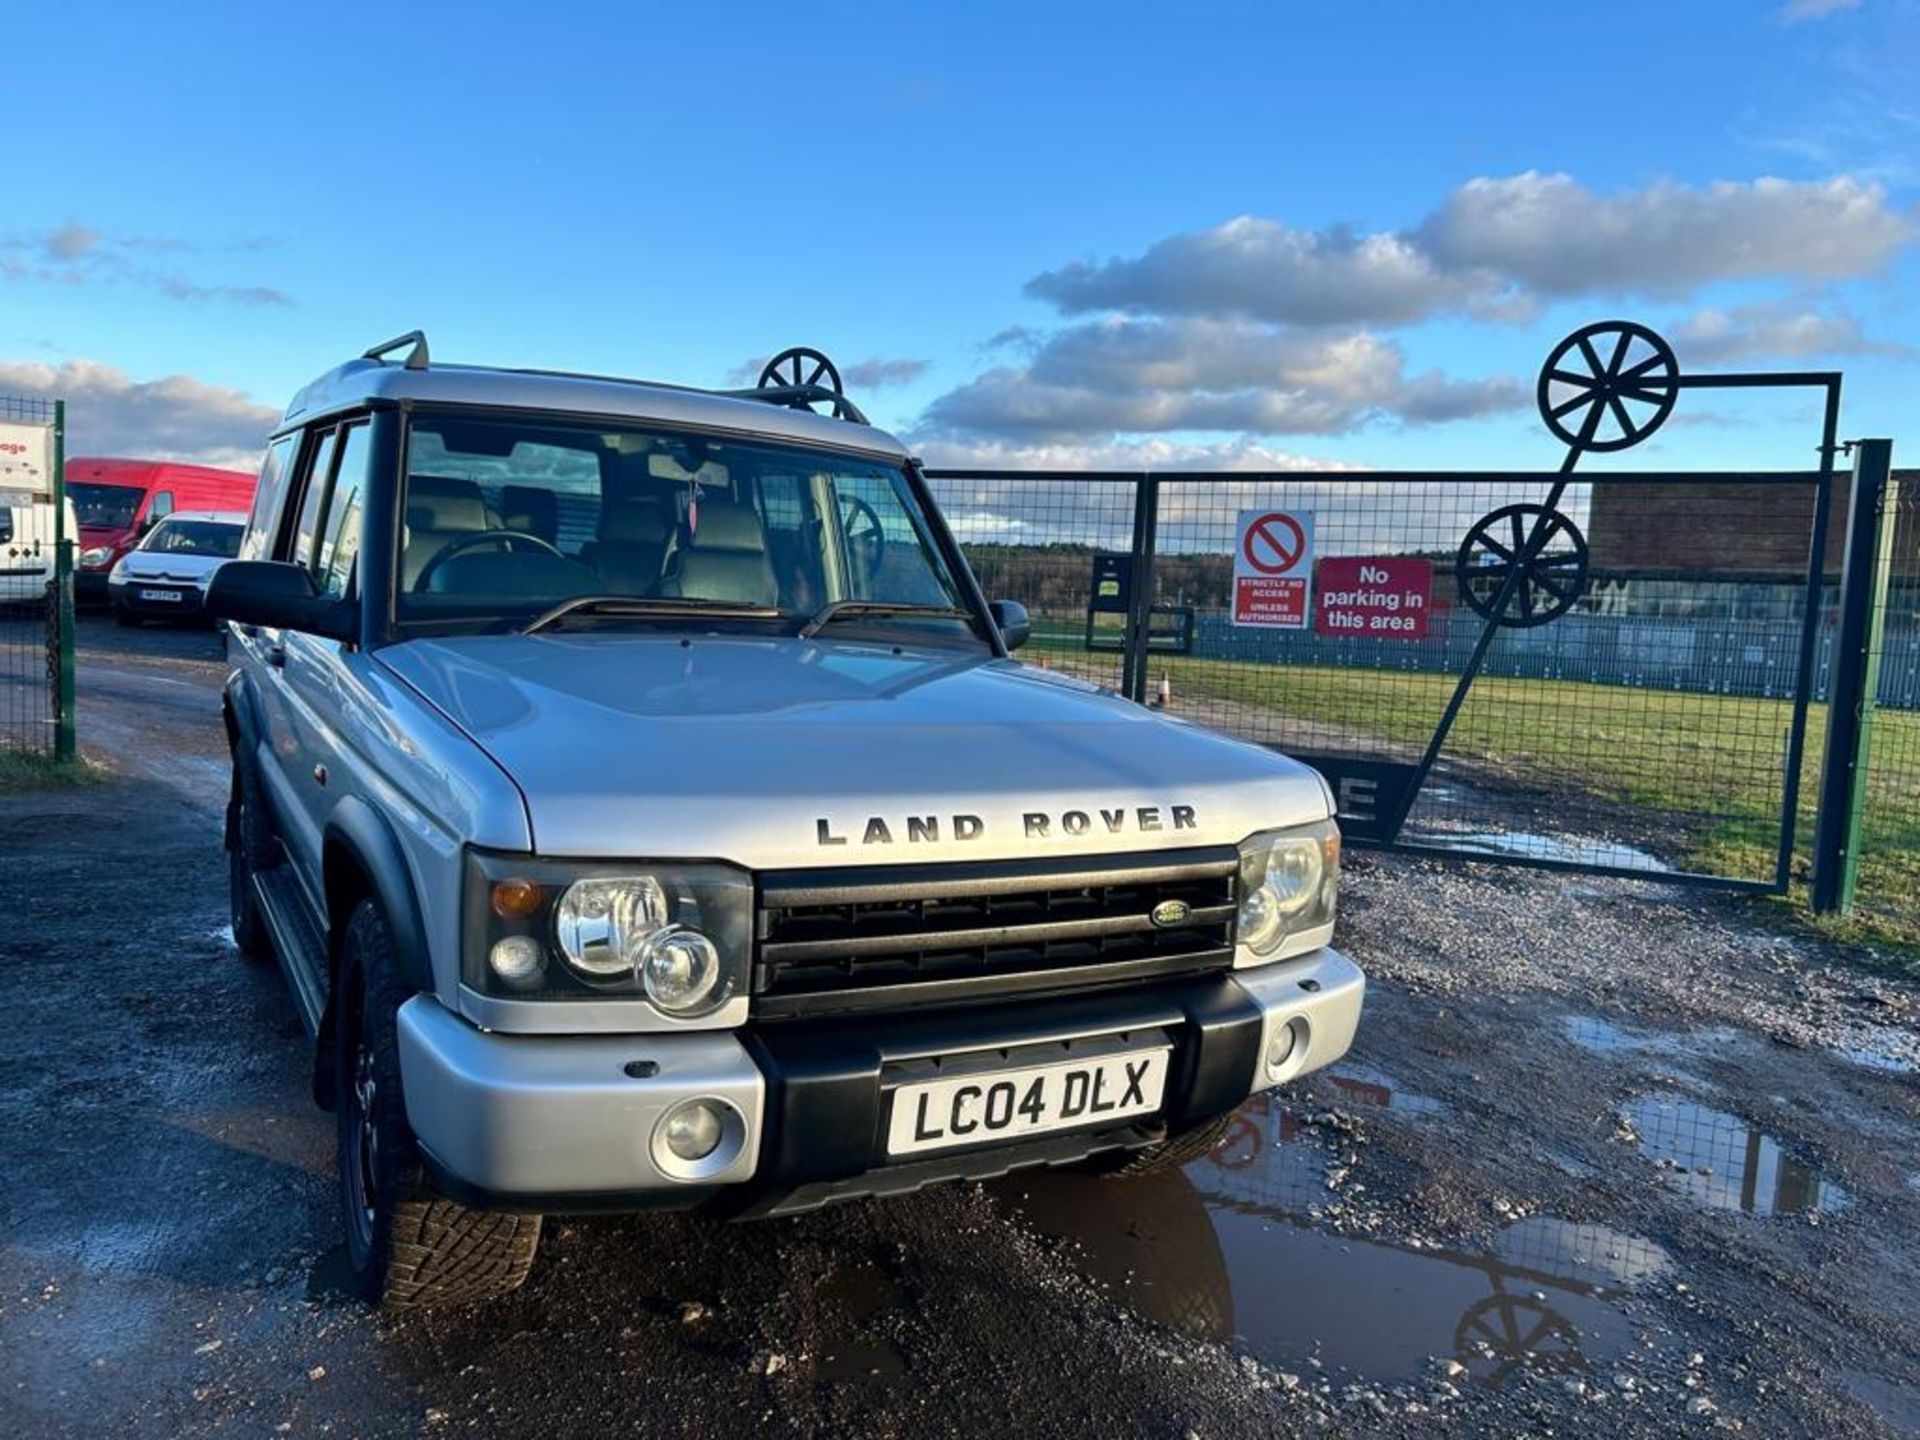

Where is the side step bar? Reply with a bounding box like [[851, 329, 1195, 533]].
[[253, 866, 329, 1037]]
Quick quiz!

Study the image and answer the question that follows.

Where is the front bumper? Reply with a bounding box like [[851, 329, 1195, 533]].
[[398, 946, 1365, 1216]]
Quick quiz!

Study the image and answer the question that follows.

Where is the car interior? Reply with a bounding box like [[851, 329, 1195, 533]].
[[394, 427, 949, 621]]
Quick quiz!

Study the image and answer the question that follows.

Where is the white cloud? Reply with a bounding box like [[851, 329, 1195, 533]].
[[842, 357, 929, 389], [1029, 218, 1475, 327], [1672, 299, 1913, 363], [1418, 173, 1911, 298], [726, 354, 929, 390], [919, 317, 1525, 442], [918, 434, 1361, 473], [1026, 173, 1914, 326], [0, 223, 293, 307], [1781, 0, 1860, 20], [0, 359, 278, 469]]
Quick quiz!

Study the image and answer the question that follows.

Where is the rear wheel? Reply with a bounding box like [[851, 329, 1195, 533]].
[[336, 900, 542, 1308], [1083, 1111, 1238, 1178]]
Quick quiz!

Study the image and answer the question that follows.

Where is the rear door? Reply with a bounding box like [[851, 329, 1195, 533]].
[[229, 432, 320, 892], [274, 421, 372, 895]]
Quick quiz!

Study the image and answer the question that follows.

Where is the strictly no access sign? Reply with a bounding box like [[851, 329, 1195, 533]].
[[1232, 509, 1314, 627], [1315, 556, 1433, 640]]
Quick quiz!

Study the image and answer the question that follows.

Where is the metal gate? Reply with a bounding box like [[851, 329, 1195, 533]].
[[0, 394, 75, 766], [928, 322, 1846, 892]]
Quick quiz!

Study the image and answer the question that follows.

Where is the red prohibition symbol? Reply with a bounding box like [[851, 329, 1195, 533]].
[[1243, 513, 1306, 574]]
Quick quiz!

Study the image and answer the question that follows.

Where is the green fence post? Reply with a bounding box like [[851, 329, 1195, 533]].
[[52, 398, 76, 764], [1810, 438, 1896, 914]]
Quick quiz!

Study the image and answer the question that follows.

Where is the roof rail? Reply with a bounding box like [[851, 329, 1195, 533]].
[[346, 334, 873, 426], [363, 330, 431, 371]]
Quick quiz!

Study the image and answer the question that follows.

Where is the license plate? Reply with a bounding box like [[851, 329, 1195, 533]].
[[139, 588, 185, 602], [886, 1048, 1170, 1157]]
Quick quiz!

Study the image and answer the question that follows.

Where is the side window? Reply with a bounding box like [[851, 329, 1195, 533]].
[[288, 430, 339, 568], [314, 424, 370, 599], [147, 491, 174, 524], [241, 436, 299, 562]]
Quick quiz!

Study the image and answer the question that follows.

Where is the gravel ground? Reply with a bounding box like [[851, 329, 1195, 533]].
[[0, 618, 1914, 1437]]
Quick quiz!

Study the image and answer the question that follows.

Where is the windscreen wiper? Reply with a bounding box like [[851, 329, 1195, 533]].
[[519, 594, 787, 635], [798, 599, 972, 639]]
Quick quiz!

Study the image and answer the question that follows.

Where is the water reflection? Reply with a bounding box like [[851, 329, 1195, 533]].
[[1622, 1092, 1847, 1215], [995, 1085, 1666, 1391], [1563, 1015, 1739, 1057], [1325, 1063, 1447, 1116]]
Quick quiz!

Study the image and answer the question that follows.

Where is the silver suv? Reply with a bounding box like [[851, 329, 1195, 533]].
[[210, 333, 1365, 1307]]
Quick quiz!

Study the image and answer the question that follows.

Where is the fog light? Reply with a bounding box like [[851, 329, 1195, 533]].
[[663, 1100, 724, 1161], [488, 935, 546, 991], [1266, 1017, 1309, 1077]]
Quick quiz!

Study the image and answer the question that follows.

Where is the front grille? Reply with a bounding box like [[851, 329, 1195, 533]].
[[754, 848, 1239, 1019]]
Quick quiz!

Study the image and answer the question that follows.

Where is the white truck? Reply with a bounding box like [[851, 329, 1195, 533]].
[[207, 334, 1366, 1307]]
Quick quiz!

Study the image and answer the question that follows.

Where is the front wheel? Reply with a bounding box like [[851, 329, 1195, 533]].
[[335, 900, 542, 1308], [227, 767, 274, 961]]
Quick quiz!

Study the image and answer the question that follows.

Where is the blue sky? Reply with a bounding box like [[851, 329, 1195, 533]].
[[1, 0, 1915, 474]]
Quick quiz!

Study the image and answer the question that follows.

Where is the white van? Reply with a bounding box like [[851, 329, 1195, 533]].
[[0, 492, 80, 608]]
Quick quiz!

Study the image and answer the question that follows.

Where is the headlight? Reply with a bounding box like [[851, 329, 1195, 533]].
[[80, 546, 113, 568], [463, 852, 750, 1018], [1236, 820, 1340, 963]]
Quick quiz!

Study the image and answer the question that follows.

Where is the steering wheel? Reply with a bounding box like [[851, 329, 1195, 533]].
[[839, 496, 886, 577], [414, 530, 566, 591]]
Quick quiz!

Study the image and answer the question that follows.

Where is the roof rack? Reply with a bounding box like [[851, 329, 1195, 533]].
[[362, 330, 430, 370], [351, 333, 869, 425]]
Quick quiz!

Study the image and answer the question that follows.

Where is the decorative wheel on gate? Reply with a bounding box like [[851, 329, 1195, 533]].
[[1455, 503, 1590, 627], [1537, 320, 1678, 453], [757, 346, 864, 422]]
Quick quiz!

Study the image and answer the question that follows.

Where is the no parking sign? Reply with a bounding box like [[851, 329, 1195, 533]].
[[1232, 509, 1314, 628]]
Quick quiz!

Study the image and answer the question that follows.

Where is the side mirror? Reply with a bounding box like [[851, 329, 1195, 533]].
[[206, 561, 357, 642], [989, 598, 1031, 652]]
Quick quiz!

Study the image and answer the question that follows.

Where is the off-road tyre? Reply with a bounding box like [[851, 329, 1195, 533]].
[[1086, 1111, 1238, 1178], [336, 899, 542, 1308], [227, 766, 274, 961]]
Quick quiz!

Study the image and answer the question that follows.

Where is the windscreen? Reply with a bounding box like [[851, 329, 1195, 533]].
[[396, 413, 973, 635], [69, 482, 143, 530], [140, 519, 243, 558]]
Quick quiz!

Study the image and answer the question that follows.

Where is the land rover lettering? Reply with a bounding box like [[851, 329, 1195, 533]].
[[815, 805, 1200, 846]]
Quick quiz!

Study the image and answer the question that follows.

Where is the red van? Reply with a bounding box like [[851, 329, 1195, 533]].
[[69, 458, 257, 606]]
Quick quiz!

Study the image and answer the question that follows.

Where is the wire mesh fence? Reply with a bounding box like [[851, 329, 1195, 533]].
[[929, 468, 1841, 889], [0, 395, 65, 759], [1853, 469, 1919, 942], [931, 474, 1136, 694]]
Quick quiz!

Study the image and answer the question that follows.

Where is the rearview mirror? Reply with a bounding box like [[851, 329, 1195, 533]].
[[206, 561, 357, 642], [989, 598, 1030, 652]]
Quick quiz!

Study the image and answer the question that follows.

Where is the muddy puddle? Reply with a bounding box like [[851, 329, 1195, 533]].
[[993, 1070, 1668, 1392], [1620, 1092, 1847, 1215], [1563, 1014, 1740, 1057]]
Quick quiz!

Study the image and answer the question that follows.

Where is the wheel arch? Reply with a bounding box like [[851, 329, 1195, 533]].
[[313, 796, 435, 1109]]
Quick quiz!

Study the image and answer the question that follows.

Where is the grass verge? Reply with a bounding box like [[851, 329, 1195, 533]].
[[1028, 637, 1920, 953], [0, 748, 103, 796]]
